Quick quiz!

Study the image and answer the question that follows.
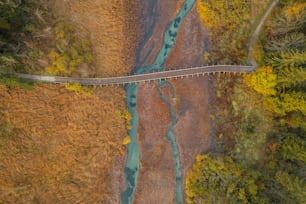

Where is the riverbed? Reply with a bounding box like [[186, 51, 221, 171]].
[[121, 0, 212, 203]]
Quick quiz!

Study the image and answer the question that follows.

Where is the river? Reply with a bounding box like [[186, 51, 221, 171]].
[[120, 1, 196, 203]]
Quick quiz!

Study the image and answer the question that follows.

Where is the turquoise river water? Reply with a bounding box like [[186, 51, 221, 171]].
[[120, 1, 196, 203]]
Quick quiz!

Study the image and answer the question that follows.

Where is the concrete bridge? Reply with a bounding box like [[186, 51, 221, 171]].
[[16, 65, 256, 86]]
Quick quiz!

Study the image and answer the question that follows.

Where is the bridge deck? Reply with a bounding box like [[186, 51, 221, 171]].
[[16, 65, 256, 85]]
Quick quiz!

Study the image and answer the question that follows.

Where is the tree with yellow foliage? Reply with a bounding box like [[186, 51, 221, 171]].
[[197, 0, 251, 63], [245, 66, 277, 96], [186, 154, 267, 204], [45, 22, 93, 76]]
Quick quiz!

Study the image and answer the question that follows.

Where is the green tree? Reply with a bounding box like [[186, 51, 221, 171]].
[[280, 133, 306, 162], [267, 3, 306, 36], [0, 56, 17, 74], [186, 154, 267, 204], [276, 66, 306, 90], [275, 171, 306, 204], [266, 32, 306, 51], [267, 50, 306, 69], [266, 91, 306, 116], [282, 112, 306, 129]]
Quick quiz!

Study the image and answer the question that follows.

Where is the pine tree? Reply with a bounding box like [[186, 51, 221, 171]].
[[267, 4, 306, 36], [266, 32, 306, 51], [267, 50, 306, 69], [275, 171, 306, 203], [276, 66, 306, 90], [267, 91, 306, 115], [280, 134, 306, 162]]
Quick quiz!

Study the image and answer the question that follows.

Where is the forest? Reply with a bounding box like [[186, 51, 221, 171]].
[[0, 0, 93, 80], [186, 0, 306, 203]]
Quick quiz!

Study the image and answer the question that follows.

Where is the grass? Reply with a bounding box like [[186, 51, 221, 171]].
[[0, 74, 34, 90], [54, 0, 142, 77], [0, 84, 127, 203]]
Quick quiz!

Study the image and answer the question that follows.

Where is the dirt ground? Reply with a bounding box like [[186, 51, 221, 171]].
[[134, 2, 211, 203]]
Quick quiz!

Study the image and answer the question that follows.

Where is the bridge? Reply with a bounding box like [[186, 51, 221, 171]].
[[13, 0, 279, 86], [16, 65, 256, 86]]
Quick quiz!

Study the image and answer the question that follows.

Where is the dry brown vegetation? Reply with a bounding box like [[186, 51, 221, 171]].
[[250, 0, 272, 24], [0, 84, 127, 203], [51, 0, 142, 77], [0, 0, 144, 203]]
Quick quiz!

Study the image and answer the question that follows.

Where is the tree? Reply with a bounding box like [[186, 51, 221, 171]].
[[267, 3, 306, 36], [266, 91, 306, 116], [280, 133, 306, 162], [267, 50, 306, 69], [276, 66, 306, 90], [245, 66, 277, 96], [275, 171, 306, 204], [282, 112, 306, 129], [265, 32, 306, 51], [197, 0, 251, 63], [186, 154, 267, 204]]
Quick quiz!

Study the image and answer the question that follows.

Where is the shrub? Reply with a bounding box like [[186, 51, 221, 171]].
[[64, 82, 91, 96], [45, 22, 93, 76]]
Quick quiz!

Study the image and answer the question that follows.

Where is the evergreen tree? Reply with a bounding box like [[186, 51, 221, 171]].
[[267, 50, 306, 69], [276, 66, 306, 90], [266, 32, 306, 51], [275, 171, 306, 204]]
